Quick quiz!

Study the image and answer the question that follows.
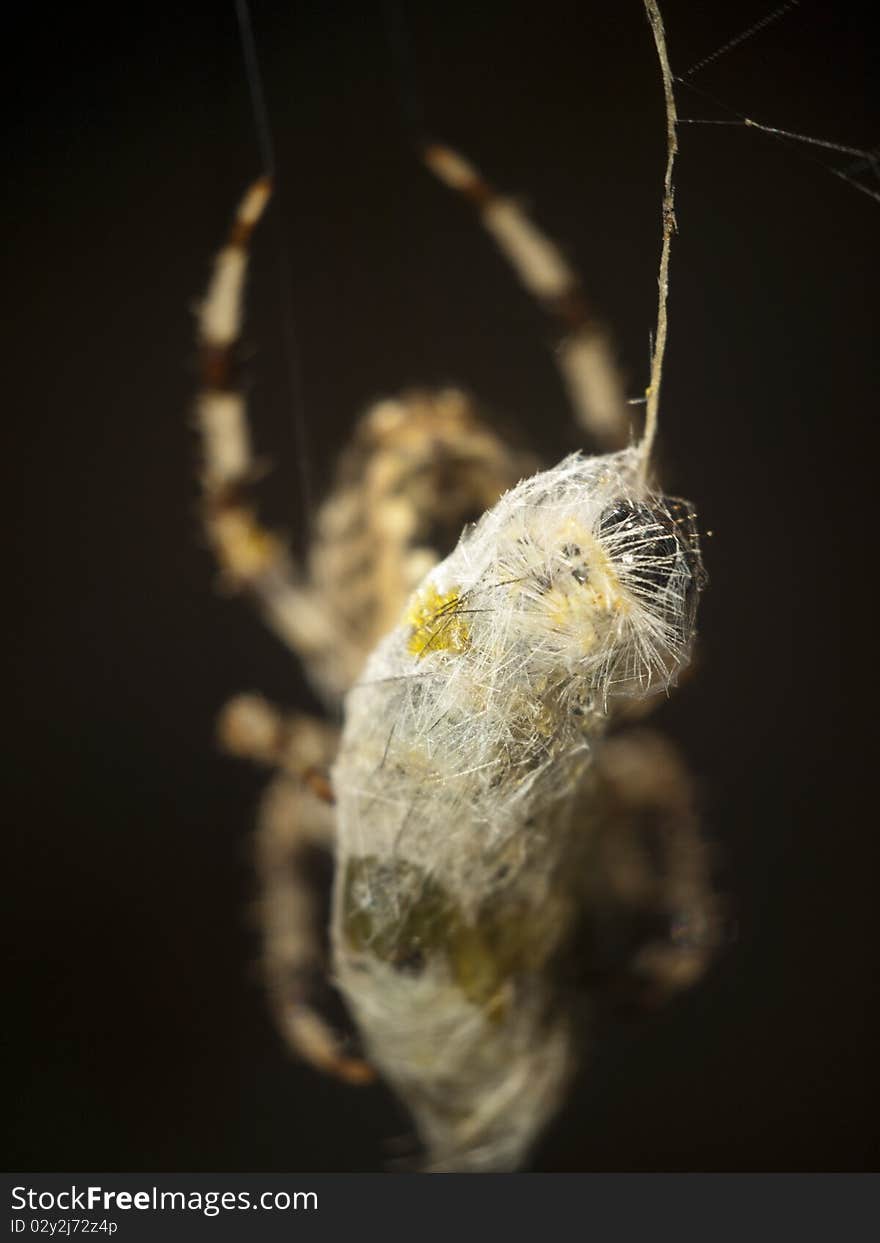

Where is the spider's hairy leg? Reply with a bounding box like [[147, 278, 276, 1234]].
[[196, 179, 332, 666], [581, 729, 719, 1009], [423, 145, 632, 450], [257, 774, 374, 1085], [227, 698, 374, 1086], [218, 692, 337, 802]]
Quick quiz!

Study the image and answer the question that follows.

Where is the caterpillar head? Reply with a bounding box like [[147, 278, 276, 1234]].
[[416, 450, 707, 707]]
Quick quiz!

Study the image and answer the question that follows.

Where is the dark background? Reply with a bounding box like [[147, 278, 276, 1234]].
[[6, 0, 878, 1171]]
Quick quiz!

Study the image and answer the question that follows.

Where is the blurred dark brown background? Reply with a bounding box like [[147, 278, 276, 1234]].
[[5, 0, 878, 1170]]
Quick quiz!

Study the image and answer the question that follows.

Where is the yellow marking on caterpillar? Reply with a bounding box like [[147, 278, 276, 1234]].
[[406, 584, 470, 657]]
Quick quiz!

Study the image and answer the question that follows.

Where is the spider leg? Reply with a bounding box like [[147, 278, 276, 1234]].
[[580, 728, 719, 1008], [225, 695, 375, 1085], [257, 773, 374, 1085], [218, 693, 337, 801], [424, 145, 632, 450], [196, 180, 333, 668]]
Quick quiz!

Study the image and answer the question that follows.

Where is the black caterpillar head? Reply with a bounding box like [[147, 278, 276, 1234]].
[[598, 497, 706, 614]]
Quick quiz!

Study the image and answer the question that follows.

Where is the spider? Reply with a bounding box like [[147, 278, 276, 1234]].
[[194, 0, 718, 1171]]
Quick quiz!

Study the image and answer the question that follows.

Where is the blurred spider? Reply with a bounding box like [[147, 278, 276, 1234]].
[[194, 0, 718, 1170]]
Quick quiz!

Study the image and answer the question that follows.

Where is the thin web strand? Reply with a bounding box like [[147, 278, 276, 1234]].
[[682, 1, 800, 79], [234, 0, 315, 535], [383, 0, 427, 142], [679, 117, 875, 162], [639, 0, 679, 483], [677, 75, 880, 206]]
